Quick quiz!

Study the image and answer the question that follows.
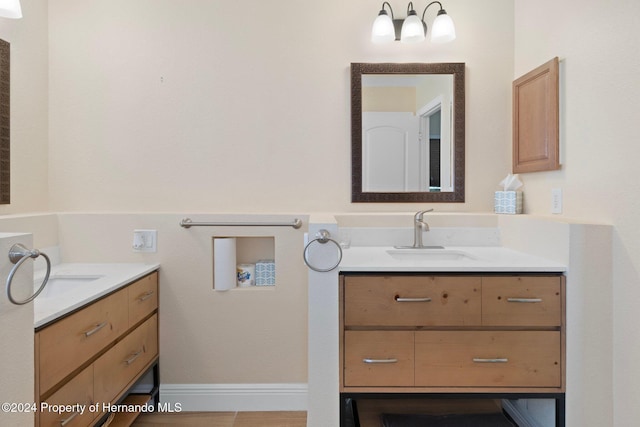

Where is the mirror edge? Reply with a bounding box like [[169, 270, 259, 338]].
[[0, 38, 9, 205], [351, 62, 465, 203]]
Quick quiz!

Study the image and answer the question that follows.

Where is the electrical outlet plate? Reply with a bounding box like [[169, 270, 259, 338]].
[[133, 229, 157, 252]]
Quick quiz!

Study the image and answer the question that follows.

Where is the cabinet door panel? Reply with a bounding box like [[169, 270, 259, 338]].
[[415, 331, 561, 387], [344, 331, 414, 387], [128, 272, 159, 326], [94, 314, 158, 404], [39, 366, 96, 427], [482, 276, 562, 326], [37, 289, 129, 394], [344, 275, 481, 327]]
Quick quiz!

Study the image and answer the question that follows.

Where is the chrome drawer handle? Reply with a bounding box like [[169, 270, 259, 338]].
[[395, 296, 432, 302], [125, 349, 144, 365], [473, 358, 508, 363], [507, 298, 542, 303], [60, 411, 79, 426], [137, 290, 155, 302], [84, 321, 107, 337], [363, 358, 398, 364]]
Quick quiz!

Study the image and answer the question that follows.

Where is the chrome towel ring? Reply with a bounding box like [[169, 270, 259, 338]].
[[303, 229, 342, 272], [6, 243, 51, 305]]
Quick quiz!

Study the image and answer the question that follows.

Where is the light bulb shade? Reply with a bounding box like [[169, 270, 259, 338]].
[[0, 0, 21, 19], [371, 12, 395, 44], [400, 13, 425, 43], [430, 11, 456, 43]]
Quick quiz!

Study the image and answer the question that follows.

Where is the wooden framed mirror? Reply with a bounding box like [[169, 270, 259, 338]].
[[351, 63, 465, 203], [0, 38, 9, 204]]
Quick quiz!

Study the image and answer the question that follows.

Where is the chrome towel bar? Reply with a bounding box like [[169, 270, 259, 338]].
[[180, 217, 303, 229]]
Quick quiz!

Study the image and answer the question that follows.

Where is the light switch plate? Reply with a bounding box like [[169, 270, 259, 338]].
[[133, 229, 157, 252], [551, 188, 562, 214]]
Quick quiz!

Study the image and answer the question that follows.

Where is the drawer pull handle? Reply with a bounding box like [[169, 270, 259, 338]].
[[507, 298, 542, 303], [60, 411, 79, 426], [137, 290, 155, 302], [363, 358, 398, 364], [125, 349, 144, 365], [473, 358, 508, 363], [395, 296, 432, 302], [84, 321, 107, 337]]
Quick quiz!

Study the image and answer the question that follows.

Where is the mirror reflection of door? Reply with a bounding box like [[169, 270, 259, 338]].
[[362, 113, 418, 191], [361, 74, 453, 193]]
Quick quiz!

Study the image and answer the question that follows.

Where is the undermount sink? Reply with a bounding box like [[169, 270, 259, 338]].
[[386, 248, 477, 261], [35, 274, 104, 298]]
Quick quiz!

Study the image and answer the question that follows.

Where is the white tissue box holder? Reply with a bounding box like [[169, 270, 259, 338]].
[[494, 191, 523, 214], [256, 259, 275, 286]]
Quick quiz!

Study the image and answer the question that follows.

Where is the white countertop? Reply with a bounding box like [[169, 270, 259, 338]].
[[339, 246, 567, 273], [34, 263, 160, 329]]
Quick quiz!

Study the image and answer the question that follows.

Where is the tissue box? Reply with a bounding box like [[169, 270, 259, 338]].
[[256, 259, 275, 286], [494, 191, 523, 214]]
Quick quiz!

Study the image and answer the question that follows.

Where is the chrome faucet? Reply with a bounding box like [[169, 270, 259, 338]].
[[412, 209, 432, 248], [394, 209, 443, 249]]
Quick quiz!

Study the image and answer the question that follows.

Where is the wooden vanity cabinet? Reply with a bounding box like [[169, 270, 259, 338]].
[[35, 271, 159, 427], [340, 273, 566, 424]]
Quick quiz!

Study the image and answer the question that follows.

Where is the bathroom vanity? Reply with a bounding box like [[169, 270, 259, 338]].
[[34, 266, 159, 427], [337, 246, 566, 427]]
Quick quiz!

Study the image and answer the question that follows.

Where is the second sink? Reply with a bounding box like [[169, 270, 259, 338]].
[[386, 248, 477, 261], [36, 274, 104, 299]]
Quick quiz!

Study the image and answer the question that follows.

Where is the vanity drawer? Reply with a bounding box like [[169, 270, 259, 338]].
[[94, 314, 158, 404], [128, 272, 158, 326], [344, 275, 481, 327], [414, 331, 561, 387], [482, 276, 562, 326], [37, 288, 129, 394], [39, 365, 95, 427], [344, 331, 414, 387]]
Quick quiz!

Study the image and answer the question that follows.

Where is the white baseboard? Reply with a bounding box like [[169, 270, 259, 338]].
[[159, 383, 308, 412]]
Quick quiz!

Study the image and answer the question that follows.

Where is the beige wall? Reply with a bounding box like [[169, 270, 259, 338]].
[[7, 1, 640, 422], [514, 0, 640, 425], [0, 0, 48, 214], [47, 0, 514, 213], [362, 86, 416, 113], [56, 213, 309, 385], [0, 233, 34, 427]]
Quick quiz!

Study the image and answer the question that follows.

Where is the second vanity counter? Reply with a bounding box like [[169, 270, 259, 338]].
[[339, 246, 567, 273], [34, 263, 160, 328]]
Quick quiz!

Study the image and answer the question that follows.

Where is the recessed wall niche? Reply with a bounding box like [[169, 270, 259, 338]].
[[212, 236, 275, 290]]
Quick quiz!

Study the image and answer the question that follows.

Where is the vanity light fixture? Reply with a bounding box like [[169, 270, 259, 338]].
[[371, 1, 455, 44], [0, 0, 22, 19]]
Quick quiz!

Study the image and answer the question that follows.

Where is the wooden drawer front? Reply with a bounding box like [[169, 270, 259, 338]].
[[94, 314, 158, 404], [40, 365, 95, 427], [415, 331, 561, 388], [344, 276, 481, 327], [128, 272, 158, 326], [344, 331, 414, 387], [37, 289, 129, 394], [482, 276, 562, 326]]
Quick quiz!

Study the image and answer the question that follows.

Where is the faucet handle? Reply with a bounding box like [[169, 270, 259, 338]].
[[415, 209, 434, 220]]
